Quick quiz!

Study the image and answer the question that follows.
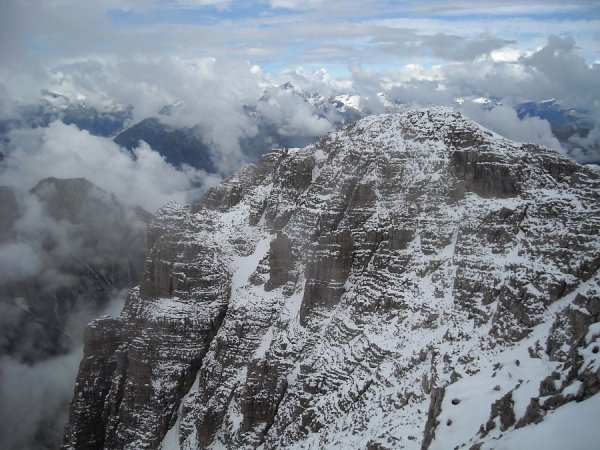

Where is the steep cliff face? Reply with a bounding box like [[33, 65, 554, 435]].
[[64, 108, 600, 449]]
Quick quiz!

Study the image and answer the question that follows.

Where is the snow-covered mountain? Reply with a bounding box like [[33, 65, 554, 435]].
[[243, 81, 368, 152], [516, 99, 593, 140], [64, 108, 600, 449], [5, 90, 133, 137], [112, 88, 598, 174], [111, 82, 369, 173]]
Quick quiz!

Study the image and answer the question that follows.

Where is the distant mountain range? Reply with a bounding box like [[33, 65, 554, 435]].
[[6, 90, 133, 137], [516, 99, 594, 142], [1, 87, 597, 173], [113, 118, 217, 171]]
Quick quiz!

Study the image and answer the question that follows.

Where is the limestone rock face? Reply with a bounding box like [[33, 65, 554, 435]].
[[65, 202, 230, 449], [65, 108, 600, 449]]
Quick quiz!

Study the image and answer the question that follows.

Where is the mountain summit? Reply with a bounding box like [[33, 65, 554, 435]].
[[64, 108, 600, 449]]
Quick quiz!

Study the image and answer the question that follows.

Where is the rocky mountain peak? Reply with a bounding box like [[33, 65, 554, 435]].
[[30, 176, 153, 238], [64, 108, 600, 449], [338, 106, 490, 143]]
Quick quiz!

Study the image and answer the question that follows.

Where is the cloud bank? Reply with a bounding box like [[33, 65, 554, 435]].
[[1, 121, 217, 212], [0, 290, 127, 450]]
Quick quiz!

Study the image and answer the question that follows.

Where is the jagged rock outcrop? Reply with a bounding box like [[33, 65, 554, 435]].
[[64, 202, 230, 449], [64, 108, 600, 449]]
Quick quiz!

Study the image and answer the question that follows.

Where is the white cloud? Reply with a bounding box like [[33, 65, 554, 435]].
[[255, 86, 336, 139], [490, 47, 523, 62], [175, 0, 232, 8], [1, 122, 214, 212], [283, 107, 332, 137], [0, 242, 42, 282], [460, 103, 563, 151], [0, 84, 18, 120], [517, 35, 600, 107], [0, 349, 83, 449], [268, 0, 325, 9], [567, 127, 600, 163], [426, 33, 514, 62]]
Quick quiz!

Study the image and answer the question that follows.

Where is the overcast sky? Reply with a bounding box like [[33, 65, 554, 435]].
[[0, 0, 597, 192], [1, 0, 598, 101]]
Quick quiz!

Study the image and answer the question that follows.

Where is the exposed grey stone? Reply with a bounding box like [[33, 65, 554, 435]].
[[265, 231, 294, 290], [481, 392, 516, 436], [422, 387, 445, 450]]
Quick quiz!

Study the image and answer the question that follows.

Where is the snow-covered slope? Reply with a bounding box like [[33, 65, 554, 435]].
[[64, 107, 600, 449]]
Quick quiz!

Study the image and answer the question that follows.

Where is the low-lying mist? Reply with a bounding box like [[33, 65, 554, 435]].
[[0, 290, 127, 450]]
